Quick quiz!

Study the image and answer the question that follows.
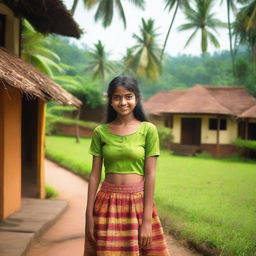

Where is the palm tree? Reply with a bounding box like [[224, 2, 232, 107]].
[[131, 18, 161, 80], [71, 0, 145, 28], [160, 0, 189, 61], [221, 0, 237, 76], [177, 0, 226, 54], [85, 40, 115, 81], [21, 20, 63, 77], [233, 0, 256, 67], [122, 47, 137, 75]]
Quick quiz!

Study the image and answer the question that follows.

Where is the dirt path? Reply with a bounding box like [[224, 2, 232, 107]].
[[26, 159, 202, 256]]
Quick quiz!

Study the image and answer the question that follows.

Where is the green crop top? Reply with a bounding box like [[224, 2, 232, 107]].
[[88, 121, 160, 176]]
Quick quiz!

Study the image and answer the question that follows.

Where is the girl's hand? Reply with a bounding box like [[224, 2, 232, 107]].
[[139, 220, 152, 249], [86, 216, 96, 245]]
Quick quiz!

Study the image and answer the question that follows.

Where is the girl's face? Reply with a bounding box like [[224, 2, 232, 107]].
[[111, 86, 137, 117]]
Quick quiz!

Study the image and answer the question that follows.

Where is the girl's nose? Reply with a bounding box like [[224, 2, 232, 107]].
[[120, 97, 127, 105]]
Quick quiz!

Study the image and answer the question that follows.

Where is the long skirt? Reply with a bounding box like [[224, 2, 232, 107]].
[[84, 180, 170, 256]]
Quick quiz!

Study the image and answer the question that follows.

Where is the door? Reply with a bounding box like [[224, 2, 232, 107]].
[[181, 118, 201, 145]]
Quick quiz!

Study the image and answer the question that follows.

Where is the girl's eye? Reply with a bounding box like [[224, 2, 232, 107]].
[[113, 95, 120, 100], [126, 95, 133, 99]]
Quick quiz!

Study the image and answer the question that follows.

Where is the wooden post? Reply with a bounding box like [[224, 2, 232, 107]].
[[216, 116, 220, 157], [245, 119, 249, 160], [75, 107, 80, 143]]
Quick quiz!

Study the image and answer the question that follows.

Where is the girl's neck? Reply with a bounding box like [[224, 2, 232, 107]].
[[113, 114, 139, 125]]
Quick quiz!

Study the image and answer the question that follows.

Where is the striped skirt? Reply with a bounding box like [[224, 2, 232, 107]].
[[84, 180, 170, 256]]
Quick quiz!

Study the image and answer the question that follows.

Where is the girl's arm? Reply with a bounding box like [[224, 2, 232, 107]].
[[86, 156, 103, 218], [84, 156, 102, 251], [139, 156, 157, 248]]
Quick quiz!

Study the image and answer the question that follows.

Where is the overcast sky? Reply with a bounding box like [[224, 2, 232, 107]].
[[63, 0, 234, 60]]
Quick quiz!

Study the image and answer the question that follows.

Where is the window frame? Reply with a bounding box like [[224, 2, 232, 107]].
[[209, 118, 227, 131], [0, 14, 6, 47]]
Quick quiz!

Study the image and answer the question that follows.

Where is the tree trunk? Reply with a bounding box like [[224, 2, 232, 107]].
[[227, 0, 235, 80], [71, 0, 79, 16], [160, 2, 179, 62]]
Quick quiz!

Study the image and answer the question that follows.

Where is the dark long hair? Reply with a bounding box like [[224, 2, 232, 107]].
[[105, 76, 148, 123]]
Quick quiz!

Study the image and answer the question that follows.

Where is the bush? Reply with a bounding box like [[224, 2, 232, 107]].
[[157, 126, 173, 149], [232, 138, 256, 150], [45, 185, 58, 199]]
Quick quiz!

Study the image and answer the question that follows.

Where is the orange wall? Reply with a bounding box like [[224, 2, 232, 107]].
[[0, 85, 22, 219], [37, 99, 46, 199]]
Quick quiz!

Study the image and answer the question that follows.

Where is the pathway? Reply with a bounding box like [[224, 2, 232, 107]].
[[26, 159, 202, 256]]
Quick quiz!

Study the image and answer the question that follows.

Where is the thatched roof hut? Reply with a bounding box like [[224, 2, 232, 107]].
[[2, 0, 82, 38], [0, 47, 82, 107]]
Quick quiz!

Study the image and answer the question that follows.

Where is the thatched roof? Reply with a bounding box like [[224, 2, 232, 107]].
[[0, 47, 82, 108], [3, 0, 81, 38], [239, 105, 256, 118], [144, 84, 256, 117]]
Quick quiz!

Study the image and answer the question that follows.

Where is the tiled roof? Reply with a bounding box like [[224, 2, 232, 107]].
[[143, 84, 256, 117]]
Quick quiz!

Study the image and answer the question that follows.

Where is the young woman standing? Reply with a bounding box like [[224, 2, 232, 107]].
[[84, 76, 170, 256]]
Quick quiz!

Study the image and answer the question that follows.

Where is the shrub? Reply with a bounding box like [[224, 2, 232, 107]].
[[157, 126, 173, 149], [232, 138, 256, 150], [45, 185, 58, 199]]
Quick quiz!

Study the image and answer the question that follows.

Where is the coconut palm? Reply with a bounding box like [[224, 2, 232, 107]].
[[71, 0, 145, 28], [21, 20, 63, 77], [160, 0, 189, 61], [122, 47, 137, 75], [178, 0, 226, 54], [85, 40, 115, 81], [130, 18, 161, 80], [233, 0, 256, 66]]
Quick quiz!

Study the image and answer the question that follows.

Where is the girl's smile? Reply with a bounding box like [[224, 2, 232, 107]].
[[111, 86, 137, 116]]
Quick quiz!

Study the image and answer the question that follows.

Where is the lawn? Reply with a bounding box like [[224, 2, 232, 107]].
[[46, 135, 256, 256]]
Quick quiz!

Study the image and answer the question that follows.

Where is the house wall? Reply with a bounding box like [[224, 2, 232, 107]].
[[201, 116, 237, 144], [0, 85, 22, 219], [37, 99, 46, 199], [0, 4, 20, 55], [173, 114, 238, 144]]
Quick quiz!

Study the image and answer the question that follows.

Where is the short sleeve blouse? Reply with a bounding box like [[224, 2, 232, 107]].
[[88, 121, 160, 176]]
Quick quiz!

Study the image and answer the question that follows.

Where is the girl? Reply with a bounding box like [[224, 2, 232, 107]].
[[84, 76, 170, 256]]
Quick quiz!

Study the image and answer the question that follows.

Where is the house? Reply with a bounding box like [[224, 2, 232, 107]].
[[144, 84, 256, 157], [0, 0, 82, 219]]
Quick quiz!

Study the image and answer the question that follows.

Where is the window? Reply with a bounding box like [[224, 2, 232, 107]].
[[209, 118, 227, 130], [0, 14, 5, 47], [164, 115, 173, 128]]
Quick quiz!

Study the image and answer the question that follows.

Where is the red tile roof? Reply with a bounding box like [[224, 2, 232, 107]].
[[239, 105, 256, 118], [143, 84, 256, 117]]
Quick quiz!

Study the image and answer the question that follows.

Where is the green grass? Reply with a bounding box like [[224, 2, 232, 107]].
[[45, 135, 256, 256]]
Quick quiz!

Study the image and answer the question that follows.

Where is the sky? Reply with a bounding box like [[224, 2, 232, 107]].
[[63, 0, 234, 60]]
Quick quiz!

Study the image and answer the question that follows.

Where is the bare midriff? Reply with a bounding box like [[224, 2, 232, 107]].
[[104, 173, 144, 185]]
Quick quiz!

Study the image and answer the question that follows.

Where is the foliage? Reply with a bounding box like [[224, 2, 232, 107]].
[[232, 138, 256, 150], [45, 185, 58, 199], [82, 0, 145, 28], [46, 103, 99, 135], [157, 126, 173, 149], [233, 0, 256, 66], [21, 20, 63, 77], [85, 40, 115, 81], [178, 0, 226, 54], [128, 18, 162, 80]]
